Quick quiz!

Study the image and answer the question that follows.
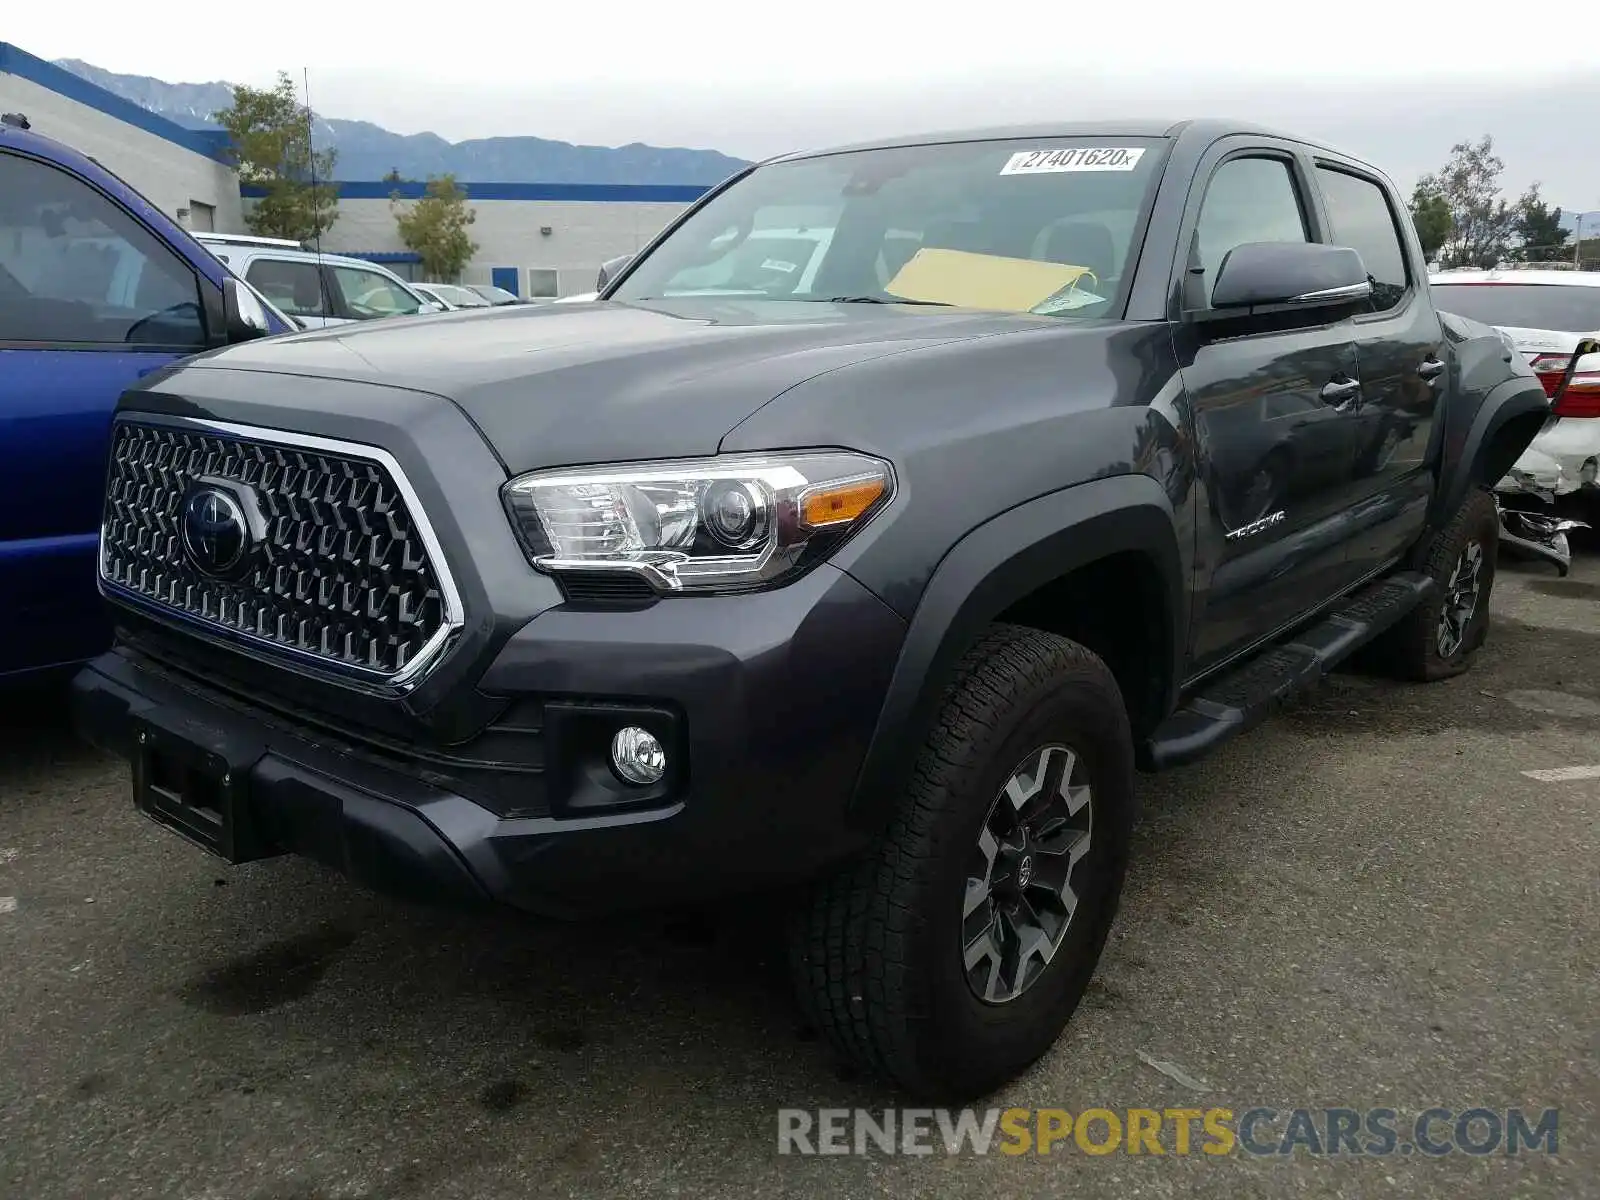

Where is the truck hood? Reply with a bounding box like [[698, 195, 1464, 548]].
[[188, 298, 1051, 471]]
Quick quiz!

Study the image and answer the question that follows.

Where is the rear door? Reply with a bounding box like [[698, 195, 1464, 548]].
[[1310, 161, 1443, 580], [0, 146, 213, 676], [1173, 144, 1366, 672], [245, 255, 340, 327]]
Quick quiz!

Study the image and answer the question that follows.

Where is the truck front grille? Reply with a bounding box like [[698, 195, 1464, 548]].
[[100, 420, 459, 683]]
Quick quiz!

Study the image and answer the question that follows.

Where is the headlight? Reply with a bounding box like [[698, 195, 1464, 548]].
[[502, 451, 894, 593]]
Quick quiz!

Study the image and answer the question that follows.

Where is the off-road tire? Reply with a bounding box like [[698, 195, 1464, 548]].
[[789, 624, 1135, 1101], [1375, 487, 1499, 681]]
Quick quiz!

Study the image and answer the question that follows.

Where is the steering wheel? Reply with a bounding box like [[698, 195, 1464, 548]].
[[124, 301, 203, 345]]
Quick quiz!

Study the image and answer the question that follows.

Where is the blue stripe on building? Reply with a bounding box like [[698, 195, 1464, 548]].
[[334, 250, 423, 264], [0, 42, 234, 163], [242, 180, 711, 203]]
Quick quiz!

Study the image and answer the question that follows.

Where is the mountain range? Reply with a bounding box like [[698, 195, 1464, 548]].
[[55, 59, 751, 185]]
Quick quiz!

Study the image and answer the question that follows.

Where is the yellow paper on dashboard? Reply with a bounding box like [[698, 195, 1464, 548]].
[[885, 248, 1094, 312]]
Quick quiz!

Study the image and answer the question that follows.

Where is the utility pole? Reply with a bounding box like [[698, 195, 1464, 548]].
[[1575, 211, 1596, 270]]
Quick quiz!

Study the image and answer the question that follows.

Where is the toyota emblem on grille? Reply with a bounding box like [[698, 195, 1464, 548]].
[[181, 485, 251, 578]]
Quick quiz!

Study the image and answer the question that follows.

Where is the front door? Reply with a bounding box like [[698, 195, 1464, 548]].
[[324, 264, 425, 321], [1311, 162, 1443, 580], [0, 148, 212, 677], [1174, 149, 1366, 673]]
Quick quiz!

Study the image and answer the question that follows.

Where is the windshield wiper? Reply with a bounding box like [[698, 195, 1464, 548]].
[[821, 295, 953, 306]]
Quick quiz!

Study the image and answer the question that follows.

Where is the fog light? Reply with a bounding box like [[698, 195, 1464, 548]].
[[610, 726, 665, 785]]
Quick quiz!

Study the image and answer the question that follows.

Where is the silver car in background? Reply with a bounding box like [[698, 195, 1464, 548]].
[[194, 235, 441, 328]]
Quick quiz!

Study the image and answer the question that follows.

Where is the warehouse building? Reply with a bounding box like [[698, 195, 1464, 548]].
[[0, 42, 243, 233], [268, 180, 711, 299]]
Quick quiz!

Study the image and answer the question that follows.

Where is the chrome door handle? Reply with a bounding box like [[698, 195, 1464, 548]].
[[1320, 377, 1361, 408], [1417, 357, 1446, 381]]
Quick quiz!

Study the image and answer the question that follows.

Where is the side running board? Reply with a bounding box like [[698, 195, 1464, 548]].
[[1140, 572, 1436, 771]]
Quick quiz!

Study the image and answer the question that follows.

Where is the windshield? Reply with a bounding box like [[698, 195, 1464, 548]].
[[437, 284, 489, 306], [1431, 283, 1600, 333], [610, 137, 1166, 316]]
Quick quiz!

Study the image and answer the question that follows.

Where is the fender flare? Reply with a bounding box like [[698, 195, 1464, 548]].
[[1427, 374, 1549, 536], [846, 473, 1187, 831]]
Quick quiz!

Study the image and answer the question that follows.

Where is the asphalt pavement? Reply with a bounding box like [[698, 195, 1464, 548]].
[[2, 541, 1597, 1199]]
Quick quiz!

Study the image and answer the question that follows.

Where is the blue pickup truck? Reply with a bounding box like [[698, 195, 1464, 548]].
[[0, 113, 292, 684]]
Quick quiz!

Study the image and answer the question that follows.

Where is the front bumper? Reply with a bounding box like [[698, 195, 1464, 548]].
[[73, 563, 907, 917]]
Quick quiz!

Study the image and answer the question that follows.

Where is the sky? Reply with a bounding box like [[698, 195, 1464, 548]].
[[10, 0, 1600, 212]]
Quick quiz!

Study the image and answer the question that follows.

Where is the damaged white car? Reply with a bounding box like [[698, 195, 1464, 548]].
[[1431, 268, 1598, 573]]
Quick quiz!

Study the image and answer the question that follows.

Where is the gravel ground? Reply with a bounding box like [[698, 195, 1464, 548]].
[[1, 542, 1596, 1200]]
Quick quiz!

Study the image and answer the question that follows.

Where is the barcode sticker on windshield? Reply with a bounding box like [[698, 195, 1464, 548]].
[[1000, 147, 1145, 175]]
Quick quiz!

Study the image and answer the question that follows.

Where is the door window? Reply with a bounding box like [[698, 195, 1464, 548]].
[[0, 151, 206, 347], [245, 258, 329, 318], [329, 266, 422, 318], [1315, 167, 1409, 312], [1194, 157, 1310, 305]]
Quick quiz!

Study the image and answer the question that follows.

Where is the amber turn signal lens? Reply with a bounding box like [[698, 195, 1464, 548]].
[[800, 478, 886, 528]]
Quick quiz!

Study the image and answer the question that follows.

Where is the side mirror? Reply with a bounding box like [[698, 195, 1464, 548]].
[[1550, 336, 1600, 409], [597, 253, 634, 291], [1205, 242, 1372, 313], [222, 276, 271, 343], [416, 301, 445, 315]]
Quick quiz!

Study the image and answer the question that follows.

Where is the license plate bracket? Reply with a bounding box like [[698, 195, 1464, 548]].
[[132, 719, 271, 863]]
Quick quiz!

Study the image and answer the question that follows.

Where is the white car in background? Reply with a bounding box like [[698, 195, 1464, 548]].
[[463, 283, 526, 307], [1430, 268, 1600, 500], [193, 234, 441, 328], [411, 281, 493, 311], [561, 227, 847, 306]]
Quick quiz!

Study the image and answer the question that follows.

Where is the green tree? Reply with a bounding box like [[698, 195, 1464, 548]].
[[391, 175, 478, 281], [1409, 182, 1453, 260], [1416, 136, 1517, 269], [212, 71, 338, 243], [1514, 184, 1568, 263]]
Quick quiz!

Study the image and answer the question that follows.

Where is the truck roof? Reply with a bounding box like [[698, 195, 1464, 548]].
[[770, 118, 1353, 165], [207, 243, 404, 272], [196, 232, 308, 251], [2, 117, 95, 173]]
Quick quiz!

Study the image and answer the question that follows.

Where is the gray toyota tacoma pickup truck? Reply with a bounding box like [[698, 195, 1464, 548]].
[[73, 119, 1548, 1100]]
